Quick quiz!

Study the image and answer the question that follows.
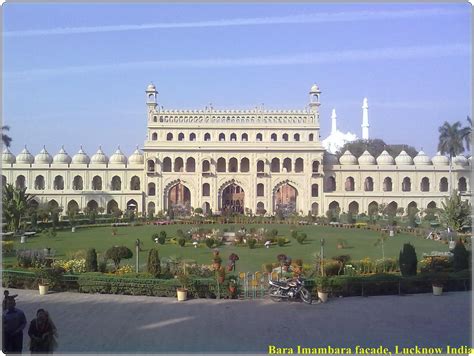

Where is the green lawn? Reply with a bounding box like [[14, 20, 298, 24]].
[[4, 224, 448, 272]]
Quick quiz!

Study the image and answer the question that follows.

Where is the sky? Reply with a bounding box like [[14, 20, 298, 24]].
[[3, 3, 472, 158]]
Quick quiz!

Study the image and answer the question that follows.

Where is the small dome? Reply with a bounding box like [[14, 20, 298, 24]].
[[109, 146, 127, 164], [53, 146, 72, 164], [72, 146, 90, 164], [2, 147, 16, 164], [395, 150, 413, 165], [35, 146, 53, 164], [432, 152, 449, 166], [90, 146, 109, 164], [128, 146, 144, 165], [376, 150, 395, 165], [452, 154, 468, 166], [146, 83, 156, 92], [310, 83, 320, 94], [413, 150, 432, 165], [358, 150, 376, 165], [339, 150, 358, 165], [323, 152, 338, 165], [16, 146, 34, 164]]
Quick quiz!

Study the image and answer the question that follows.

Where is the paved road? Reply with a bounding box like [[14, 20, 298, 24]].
[[4, 289, 472, 354]]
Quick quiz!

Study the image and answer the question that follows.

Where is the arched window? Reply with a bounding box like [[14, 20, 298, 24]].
[[189, 133, 196, 141], [111, 176, 121, 191], [130, 176, 140, 190], [202, 183, 210, 196], [204, 133, 211, 141], [271, 158, 280, 173], [364, 177, 374, 191], [53, 175, 64, 190], [420, 177, 430, 192], [311, 184, 318, 197], [309, 133, 314, 141], [147, 160, 155, 172], [348, 201, 359, 214], [240, 158, 249, 172], [271, 133, 277, 141], [148, 183, 156, 196], [72, 176, 83, 190], [283, 158, 292, 173], [67, 200, 80, 214], [427, 201, 437, 209], [311, 202, 319, 216], [458, 177, 467, 192], [345, 177, 355, 191], [152, 132, 158, 141], [282, 133, 289, 141], [15, 175, 26, 189], [174, 157, 184, 172], [325, 176, 336, 192], [312, 161, 320, 172], [202, 160, 210, 172], [295, 158, 304, 173], [186, 157, 196, 172], [162, 157, 172, 172], [229, 158, 238, 172], [166, 133, 173, 141], [35, 175, 45, 190], [241, 133, 248, 141], [219, 133, 225, 141], [294, 133, 300, 141], [92, 176, 102, 190], [217, 158, 226, 172], [178, 133, 185, 141], [402, 177, 411, 192], [439, 177, 448, 192], [256, 202, 266, 215], [383, 177, 392, 192], [257, 160, 265, 172], [230, 133, 237, 141], [147, 202, 155, 215], [257, 183, 264, 197], [329, 201, 340, 211], [256, 133, 263, 141]]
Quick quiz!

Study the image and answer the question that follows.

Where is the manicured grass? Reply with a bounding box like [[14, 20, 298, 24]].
[[4, 224, 448, 272]]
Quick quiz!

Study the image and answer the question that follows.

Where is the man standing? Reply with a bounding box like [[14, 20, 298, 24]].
[[3, 296, 27, 353]]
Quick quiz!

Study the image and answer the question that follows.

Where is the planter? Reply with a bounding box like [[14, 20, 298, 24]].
[[39, 284, 49, 295], [432, 285, 443, 296], [177, 288, 187, 301], [317, 291, 328, 303]]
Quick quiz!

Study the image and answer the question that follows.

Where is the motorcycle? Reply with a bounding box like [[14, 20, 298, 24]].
[[268, 276, 312, 304]]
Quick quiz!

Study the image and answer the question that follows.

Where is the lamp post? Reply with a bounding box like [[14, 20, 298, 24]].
[[320, 238, 325, 277]]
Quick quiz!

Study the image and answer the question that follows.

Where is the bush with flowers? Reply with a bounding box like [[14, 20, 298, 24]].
[[114, 264, 134, 275], [51, 258, 86, 274]]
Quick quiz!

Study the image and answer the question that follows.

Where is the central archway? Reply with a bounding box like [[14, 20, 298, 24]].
[[221, 183, 244, 214], [168, 183, 191, 216], [273, 182, 298, 217]]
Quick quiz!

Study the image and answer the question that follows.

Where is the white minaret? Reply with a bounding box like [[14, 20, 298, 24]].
[[331, 109, 337, 134], [361, 97, 369, 140]]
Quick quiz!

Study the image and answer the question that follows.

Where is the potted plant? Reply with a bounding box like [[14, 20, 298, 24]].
[[317, 276, 330, 303], [35, 268, 63, 295], [176, 272, 189, 301], [431, 273, 447, 296]]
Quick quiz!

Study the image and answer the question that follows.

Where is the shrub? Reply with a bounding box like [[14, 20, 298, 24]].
[[177, 237, 186, 247], [205, 238, 215, 248], [16, 249, 48, 268], [2, 241, 14, 256], [296, 233, 307, 244], [104, 246, 133, 269], [51, 259, 86, 273], [147, 248, 161, 277], [151, 233, 159, 243], [44, 228, 57, 238], [270, 229, 278, 237], [277, 237, 286, 247], [194, 208, 203, 214], [115, 265, 134, 275], [247, 238, 257, 249], [263, 263, 273, 273], [452, 240, 469, 271], [176, 229, 185, 238], [399, 243, 417, 277], [85, 249, 98, 272], [159, 231, 167, 239], [158, 235, 166, 245], [324, 261, 340, 276], [98, 259, 107, 273], [291, 230, 298, 239]]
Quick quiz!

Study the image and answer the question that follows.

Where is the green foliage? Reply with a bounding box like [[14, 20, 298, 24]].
[[399, 243, 417, 277], [194, 208, 203, 214], [151, 233, 159, 243], [452, 240, 469, 272], [277, 237, 286, 247], [35, 267, 64, 289], [2, 184, 36, 232], [441, 191, 472, 231], [205, 238, 215, 248], [177, 237, 186, 247], [98, 259, 107, 273], [247, 238, 257, 249], [296, 233, 307, 244], [159, 231, 167, 239], [85, 248, 98, 272], [158, 235, 166, 245], [270, 229, 278, 237], [438, 121, 468, 158], [104, 246, 133, 269], [147, 248, 161, 277], [291, 230, 299, 239], [337, 138, 418, 159]]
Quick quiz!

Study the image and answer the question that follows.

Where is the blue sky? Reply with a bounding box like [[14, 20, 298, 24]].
[[3, 3, 472, 158]]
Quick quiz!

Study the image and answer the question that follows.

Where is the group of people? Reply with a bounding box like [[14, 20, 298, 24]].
[[3, 290, 58, 354]]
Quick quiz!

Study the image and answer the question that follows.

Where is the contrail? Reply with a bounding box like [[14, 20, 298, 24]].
[[4, 8, 464, 37]]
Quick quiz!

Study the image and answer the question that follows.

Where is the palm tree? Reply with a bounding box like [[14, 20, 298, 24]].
[[2, 184, 35, 232], [2, 125, 12, 147], [438, 121, 465, 196], [460, 116, 472, 152]]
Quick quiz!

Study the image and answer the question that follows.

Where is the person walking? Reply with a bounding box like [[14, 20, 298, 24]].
[[2, 290, 18, 312], [2, 296, 27, 353], [28, 309, 58, 353]]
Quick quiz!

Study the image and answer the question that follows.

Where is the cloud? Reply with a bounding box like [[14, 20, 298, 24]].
[[4, 8, 465, 37], [5, 43, 470, 80]]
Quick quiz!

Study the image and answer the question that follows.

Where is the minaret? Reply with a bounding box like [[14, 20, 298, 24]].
[[361, 97, 369, 140], [309, 84, 321, 125], [331, 109, 337, 134]]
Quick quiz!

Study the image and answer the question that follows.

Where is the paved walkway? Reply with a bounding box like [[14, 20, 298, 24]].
[[4, 289, 472, 354]]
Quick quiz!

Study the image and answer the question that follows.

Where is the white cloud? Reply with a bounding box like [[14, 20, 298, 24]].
[[4, 8, 465, 37]]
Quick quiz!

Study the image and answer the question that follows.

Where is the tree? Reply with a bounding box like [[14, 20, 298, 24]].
[[147, 248, 161, 277], [104, 246, 133, 269], [440, 190, 471, 232], [452, 240, 469, 271], [438, 121, 465, 196], [460, 116, 472, 151], [85, 248, 98, 272], [2, 125, 12, 147], [399, 243, 417, 277], [2, 184, 35, 232]]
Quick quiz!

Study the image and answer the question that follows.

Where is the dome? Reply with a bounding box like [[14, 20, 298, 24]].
[[452, 154, 468, 166], [310, 83, 320, 94], [413, 150, 432, 165], [395, 150, 413, 165], [53, 146, 72, 164], [35, 146, 53, 164], [339, 150, 358, 165], [128, 147, 144, 165], [146, 83, 156, 92], [323, 152, 339, 165], [2, 147, 16, 164], [376, 150, 395, 165], [72, 146, 90, 164], [109, 146, 127, 164], [16, 146, 34, 164], [432, 152, 449, 166], [358, 150, 376, 165], [90, 146, 109, 164]]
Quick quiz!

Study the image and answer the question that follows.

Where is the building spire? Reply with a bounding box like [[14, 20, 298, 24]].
[[361, 97, 369, 140], [331, 108, 337, 134]]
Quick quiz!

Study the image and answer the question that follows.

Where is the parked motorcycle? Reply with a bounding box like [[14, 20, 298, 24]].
[[268, 276, 312, 304]]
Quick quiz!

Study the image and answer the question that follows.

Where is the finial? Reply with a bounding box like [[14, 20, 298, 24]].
[[331, 109, 337, 119]]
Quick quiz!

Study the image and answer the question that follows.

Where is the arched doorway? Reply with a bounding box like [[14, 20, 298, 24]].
[[107, 200, 119, 214], [348, 201, 359, 215], [311, 202, 319, 216], [273, 183, 297, 217], [202, 202, 211, 215], [67, 200, 79, 213], [221, 183, 244, 214], [127, 199, 138, 211], [168, 183, 191, 216], [87, 200, 99, 211]]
